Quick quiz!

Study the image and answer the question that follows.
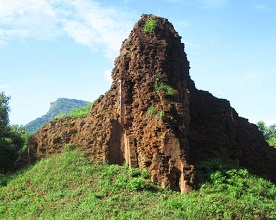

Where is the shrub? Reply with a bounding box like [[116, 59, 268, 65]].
[[126, 168, 153, 191], [127, 177, 147, 191], [267, 137, 276, 148], [159, 111, 165, 118], [143, 17, 157, 34], [0, 93, 28, 173], [257, 121, 276, 148], [154, 82, 175, 95], [147, 105, 157, 115]]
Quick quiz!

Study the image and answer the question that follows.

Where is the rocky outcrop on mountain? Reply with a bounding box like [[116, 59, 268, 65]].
[[25, 98, 89, 133], [24, 14, 276, 192]]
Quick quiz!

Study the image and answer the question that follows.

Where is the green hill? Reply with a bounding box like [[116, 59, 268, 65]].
[[1, 149, 275, 219], [25, 98, 89, 133]]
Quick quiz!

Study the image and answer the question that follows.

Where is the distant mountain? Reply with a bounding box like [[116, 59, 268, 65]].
[[25, 98, 89, 133]]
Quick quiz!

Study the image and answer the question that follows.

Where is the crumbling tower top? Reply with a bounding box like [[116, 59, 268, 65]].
[[112, 14, 195, 91]]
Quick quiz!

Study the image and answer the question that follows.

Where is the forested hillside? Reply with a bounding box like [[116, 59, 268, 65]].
[[25, 98, 89, 133]]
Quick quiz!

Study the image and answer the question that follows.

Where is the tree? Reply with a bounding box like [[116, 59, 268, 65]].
[[0, 92, 25, 173], [257, 121, 276, 148], [0, 92, 10, 137]]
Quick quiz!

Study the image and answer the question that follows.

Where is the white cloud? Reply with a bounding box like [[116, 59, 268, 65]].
[[0, 29, 30, 39], [62, 20, 97, 48], [0, 0, 60, 40], [60, 0, 134, 58], [0, 0, 135, 58]]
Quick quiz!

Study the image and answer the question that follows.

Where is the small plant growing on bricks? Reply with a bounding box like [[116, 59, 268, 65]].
[[143, 17, 157, 33]]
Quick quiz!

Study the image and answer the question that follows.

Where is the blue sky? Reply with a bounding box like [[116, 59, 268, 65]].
[[0, 0, 275, 126]]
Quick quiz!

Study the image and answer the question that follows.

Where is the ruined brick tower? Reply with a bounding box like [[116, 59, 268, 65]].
[[110, 14, 195, 192], [26, 14, 276, 192]]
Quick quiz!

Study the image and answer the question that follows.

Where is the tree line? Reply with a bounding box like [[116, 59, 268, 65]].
[[257, 121, 276, 148], [0, 92, 30, 173]]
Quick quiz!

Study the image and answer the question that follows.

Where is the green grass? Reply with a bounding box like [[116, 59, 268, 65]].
[[1, 151, 275, 219]]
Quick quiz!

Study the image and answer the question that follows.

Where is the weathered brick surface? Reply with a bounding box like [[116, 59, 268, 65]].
[[23, 14, 275, 191], [189, 90, 276, 182]]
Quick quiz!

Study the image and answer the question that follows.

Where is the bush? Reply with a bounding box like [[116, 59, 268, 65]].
[[267, 137, 276, 148], [126, 168, 154, 191], [154, 82, 175, 95], [147, 105, 157, 115], [0, 138, 21, 172], [0, 93, 28, 173], [0, 126, 30, 173], [127, 177, 147, 191], [143, 17, 157, 34], [257, 121, 276, 148]]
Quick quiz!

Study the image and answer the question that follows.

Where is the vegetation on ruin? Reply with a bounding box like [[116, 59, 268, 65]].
[[0, 149, 275, 219], [147, 105, 157, 115], [154, 82, 175, 96], [257, 121, 276, 148], [147, 106, 165, 119], [142, 17, 157, 34], [158, 110, 165, 118]]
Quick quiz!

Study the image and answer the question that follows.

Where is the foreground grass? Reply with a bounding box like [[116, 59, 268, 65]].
[[1, 150, 275, 220]]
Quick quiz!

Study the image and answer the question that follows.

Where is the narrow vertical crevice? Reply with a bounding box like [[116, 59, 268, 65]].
[[108, 119, 124, 165]]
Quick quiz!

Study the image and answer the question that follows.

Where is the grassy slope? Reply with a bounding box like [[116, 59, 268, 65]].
[[1, 150, 275, 220]]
